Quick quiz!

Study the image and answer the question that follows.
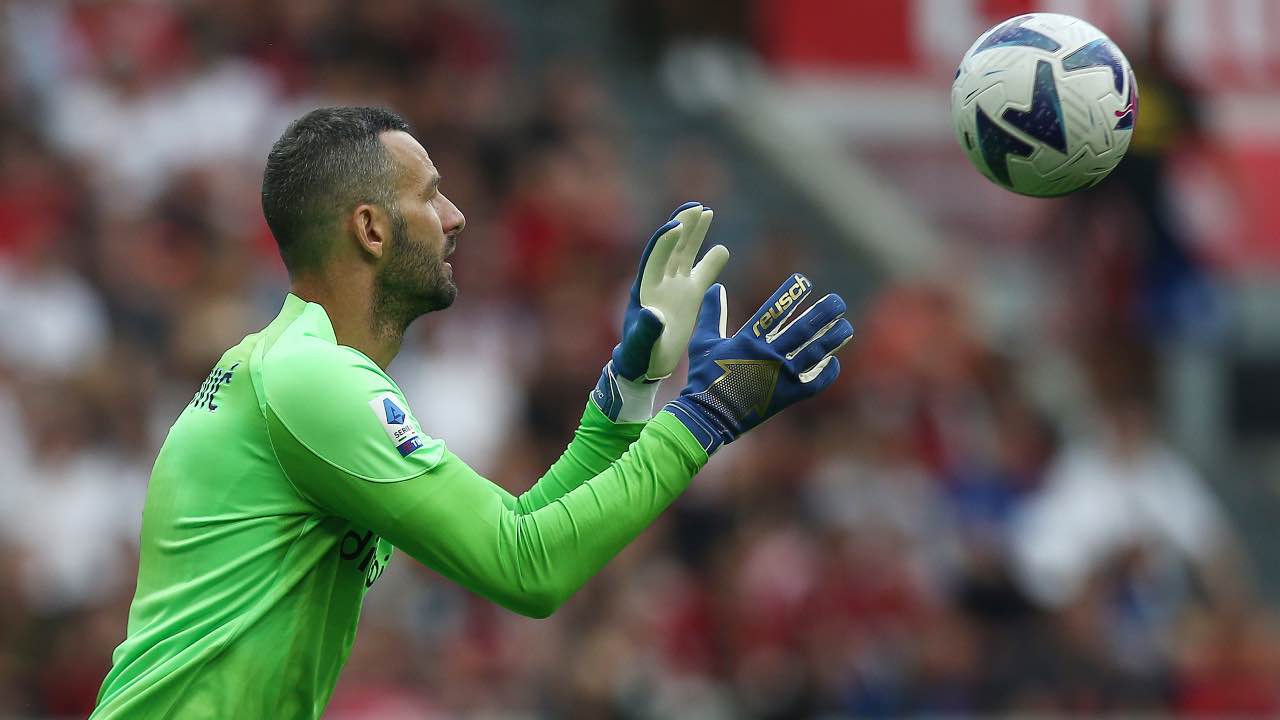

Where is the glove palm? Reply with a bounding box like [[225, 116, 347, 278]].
[[594, 202, 730, 422]]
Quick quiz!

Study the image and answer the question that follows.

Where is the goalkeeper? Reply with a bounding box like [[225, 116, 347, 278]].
[[91, 107, 853, 719]]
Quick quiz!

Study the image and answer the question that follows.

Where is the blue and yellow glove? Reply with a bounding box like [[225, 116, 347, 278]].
[[594, 202, 730, 423], [663, 273, 853, 454]]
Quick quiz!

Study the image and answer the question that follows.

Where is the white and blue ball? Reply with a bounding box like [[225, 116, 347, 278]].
[[952, 13, 1137, 197]]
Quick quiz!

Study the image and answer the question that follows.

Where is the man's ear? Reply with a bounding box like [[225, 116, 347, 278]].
[[351, 203, 389, 260]]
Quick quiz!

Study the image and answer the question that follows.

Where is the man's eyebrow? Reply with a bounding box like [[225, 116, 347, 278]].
[[427, 174, 442, 190]]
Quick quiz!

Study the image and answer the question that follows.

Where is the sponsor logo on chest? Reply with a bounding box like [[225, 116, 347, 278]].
[[339, 529, 389, 588]]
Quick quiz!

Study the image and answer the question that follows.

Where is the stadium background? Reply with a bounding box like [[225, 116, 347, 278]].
[[3, 0, 1280, 717]]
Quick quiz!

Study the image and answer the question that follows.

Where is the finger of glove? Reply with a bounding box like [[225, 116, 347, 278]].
[[666, 205, 707, 276], [740, 273, 813, 340], [670, 207, 712, 276], [692, 284, 729, 351], [668, 201, 702, 221], [774, 293, 847, 352], [690, 244, 730, 289], [616, 306, 666, 381], [798, 356, 841, 391], [638, 220, 683, 302], [787, 317, 853, 375]]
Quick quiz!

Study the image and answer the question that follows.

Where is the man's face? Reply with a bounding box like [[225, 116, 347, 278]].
[[375, 131, 466, 318]]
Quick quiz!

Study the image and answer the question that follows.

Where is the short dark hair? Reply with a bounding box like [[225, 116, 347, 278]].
[[261, 106, 411, 274]]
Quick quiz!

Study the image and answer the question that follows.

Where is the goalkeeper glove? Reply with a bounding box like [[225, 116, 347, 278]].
[[593, 202, 730, 423], [663, 273, 853, 454]]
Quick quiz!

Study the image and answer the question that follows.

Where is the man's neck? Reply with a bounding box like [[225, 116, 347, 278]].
[[290, 273, 402, 370]]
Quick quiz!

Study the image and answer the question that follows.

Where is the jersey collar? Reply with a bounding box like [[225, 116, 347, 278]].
[[282, 293, 339, 346]]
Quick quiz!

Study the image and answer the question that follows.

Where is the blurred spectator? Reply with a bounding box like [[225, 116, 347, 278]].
[[0, 242, 108, 378], [1011, 339, 1249, 713], [1013, 343, 1241, 615]]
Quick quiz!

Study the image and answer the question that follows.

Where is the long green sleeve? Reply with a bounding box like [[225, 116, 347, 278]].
[[251, 301, 708, 618], [512, 400, 647, 513], [267, 407, 704, 617]]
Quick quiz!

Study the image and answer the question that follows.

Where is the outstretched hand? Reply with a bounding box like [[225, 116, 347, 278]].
[[663, 273, 853, 454], [593, 202, 730, 423]]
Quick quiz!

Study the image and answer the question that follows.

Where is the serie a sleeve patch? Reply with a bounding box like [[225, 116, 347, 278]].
[[367, 393, 424, 457]]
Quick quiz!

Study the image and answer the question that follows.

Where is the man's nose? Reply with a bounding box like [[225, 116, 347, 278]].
[[441, 195, 465, 236]]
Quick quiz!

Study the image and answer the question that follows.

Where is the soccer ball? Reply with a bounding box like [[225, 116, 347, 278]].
[[951, 13, 1137, 197]]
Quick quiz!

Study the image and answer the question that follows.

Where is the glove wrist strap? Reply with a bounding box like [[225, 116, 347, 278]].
[[663, 398, 729, 455], [592, 361, 660, 423]]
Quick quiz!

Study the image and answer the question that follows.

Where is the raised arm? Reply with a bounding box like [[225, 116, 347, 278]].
[[267, 393, 704, 618], [260, 273, 848, 618]]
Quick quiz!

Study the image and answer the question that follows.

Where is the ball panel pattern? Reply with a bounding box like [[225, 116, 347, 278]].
[[950, 13, 1136, 197]]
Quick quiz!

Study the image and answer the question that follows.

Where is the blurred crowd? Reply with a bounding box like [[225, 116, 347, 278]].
[[1, 1, 1278, 718]]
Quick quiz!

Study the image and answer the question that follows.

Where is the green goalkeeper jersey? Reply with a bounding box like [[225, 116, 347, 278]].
[[92, 294, 707, 719]]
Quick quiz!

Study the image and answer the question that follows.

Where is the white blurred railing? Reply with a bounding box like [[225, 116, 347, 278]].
[[659, 42, 947, 280]]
